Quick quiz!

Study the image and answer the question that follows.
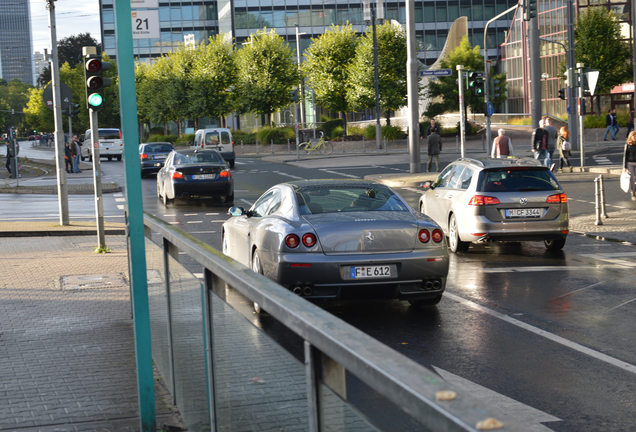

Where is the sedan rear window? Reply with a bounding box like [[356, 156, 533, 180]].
[[296, 186, 409, 214], [479, 169, 560, 192]]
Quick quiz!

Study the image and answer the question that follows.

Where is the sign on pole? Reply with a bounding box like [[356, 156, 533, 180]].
[[586, 70, 599, 96], [132, 10, 160, 39], [419, 69, 452, 77], [43, 83, 72, 111], [131, 0, 158, 7]]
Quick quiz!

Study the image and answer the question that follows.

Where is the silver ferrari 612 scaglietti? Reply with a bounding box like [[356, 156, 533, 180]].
[[222, 179, 449, 311]]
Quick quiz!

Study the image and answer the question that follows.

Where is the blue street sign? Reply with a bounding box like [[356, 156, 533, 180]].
[[419, 69, 452, 77], [487, 102, 494, 117]]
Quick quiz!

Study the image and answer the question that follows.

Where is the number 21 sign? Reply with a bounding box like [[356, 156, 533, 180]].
[[132, 10, 160, 39]]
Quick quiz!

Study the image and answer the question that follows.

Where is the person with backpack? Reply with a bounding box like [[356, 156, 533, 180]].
[[556, 126, 573, 173], [531, 119, 548, 166]]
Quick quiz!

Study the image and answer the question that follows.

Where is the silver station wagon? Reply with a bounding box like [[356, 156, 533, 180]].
[[418, 157, 569, 253]]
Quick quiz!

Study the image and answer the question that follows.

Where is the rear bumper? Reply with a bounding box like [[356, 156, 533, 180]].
[[171, 179, 233, 198], [459, 214, 569, 243]]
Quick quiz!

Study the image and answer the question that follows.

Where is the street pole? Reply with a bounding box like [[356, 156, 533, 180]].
[[372, 6, 382, 149], [542, 73, 550, 115], [46, 0, 69, 226], [566, 0, 579, 150], [577, 63, 585, 169], [457, 64, 466, 157], [406, 0, 419, 173], [89, 109, 105, 248], [529, 13, 542, 129], [295, 25, 305, 129]]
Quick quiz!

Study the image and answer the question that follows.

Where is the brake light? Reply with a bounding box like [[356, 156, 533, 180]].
[[302, 233, 317, 247], [140, 153, 148, 160], [469, 195, 500, 206], [418, 229, 430, 243], [170, 171, 183, 179], [219, 170, 231, 178], [119, 130, 122, 139], [546, 193, 567, 203], [285, 234, 300, 248], [431, 229, 444, 243]]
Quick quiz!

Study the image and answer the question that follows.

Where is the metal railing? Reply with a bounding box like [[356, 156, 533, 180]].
[[143, 212, 534, 432]]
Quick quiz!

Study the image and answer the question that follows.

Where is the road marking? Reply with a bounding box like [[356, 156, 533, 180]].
[[580, 253, 636, 268], [190, 231, 216, 234], [593, 156, 612, 165], [117, 205, 124, 210], [434, 367, 560, 431], [481, 265, 625, 273], [205, 213, 219, 216], [115, 198, 125, 202], [319, 169, 360, 179], [402, 187, 423, 193], [606, 297, 636, 312], [240, 199, 253, 206], [169, 221, 179, 225], [445, 292, 636, 375], [184, 213, 198, 216], [550, 281, 607, 300], [272, 170, 304, 180], [187, 221, 203, 224], [193, 272, 204, 279]]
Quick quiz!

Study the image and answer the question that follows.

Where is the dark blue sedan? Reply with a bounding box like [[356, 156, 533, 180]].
[[139, 142, 175, 177], [156, 149, 234, 206]]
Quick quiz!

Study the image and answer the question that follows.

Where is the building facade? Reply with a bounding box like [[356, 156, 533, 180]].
[[0, 0, 34, 84]]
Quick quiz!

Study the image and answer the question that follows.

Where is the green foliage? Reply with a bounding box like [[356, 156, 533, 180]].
[[94, 245, 111, 253], [346, 125, 367, 136], [425, 36, 484, 118], [346, 21, 409, 125], [574, 7, 632, 97], [255, 126, 295, 144], [235, 29, 300, 126], [147, 134, 178, 144], [37, 33, 101, 87], [331, 126, 344, 139], [302, 24, 359, 134], [322, 118, 343, 139], [382, 125, 405, 140], [508, 117, 533, 126], [232, 129, 257, 144], [175, 134, 194, 146], [362, 124, 377, 139]]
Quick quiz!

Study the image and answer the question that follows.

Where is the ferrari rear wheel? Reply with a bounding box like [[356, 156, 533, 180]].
[[252, 250, 264, 314]]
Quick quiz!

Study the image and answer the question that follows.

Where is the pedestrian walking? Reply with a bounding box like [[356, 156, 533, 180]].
[[626, 109, 634, 137], [426, 131, 442, 172], [603, 109, 617, 141], [5, 140, 13, 176], [64, 142, 73, 173], [423, 119, 440, 138], [556, 126, 573, 173], [491, 128, 514, 158], [623, 131, 636, 200], [531, 119, 548, 166], [72, 134, 82, 173], [543, 118, 558, 170]]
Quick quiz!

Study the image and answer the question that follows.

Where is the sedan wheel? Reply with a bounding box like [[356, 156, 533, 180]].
[[222, 234, 229, 256], [544, 238, 566, 251], [156, 182, 161, 200], [448, 214, 469, 253], [252, 250, 264, 314], [162, 188, 173, 206], [225, 191, 234, 204]]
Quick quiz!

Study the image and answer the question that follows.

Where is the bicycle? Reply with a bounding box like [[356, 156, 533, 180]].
[[298, 137, 333, 155]]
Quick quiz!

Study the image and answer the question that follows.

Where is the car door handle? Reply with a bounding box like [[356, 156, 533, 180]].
[[446, 195, 453, 199], [435, 193, 440, 198]]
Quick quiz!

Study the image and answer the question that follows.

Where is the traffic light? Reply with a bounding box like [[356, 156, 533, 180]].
[[84, 55, 111, 112], [468, 72, 484, 96], [72, 103, 80, 116], [289, 89, 299, 103], [558, 88, 566, 100], [491, 78, 501, 100], [523, 0, 537, 21]]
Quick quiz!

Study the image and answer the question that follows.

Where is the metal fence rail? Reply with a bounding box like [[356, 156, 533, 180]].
[[143, 212, 534, 432]]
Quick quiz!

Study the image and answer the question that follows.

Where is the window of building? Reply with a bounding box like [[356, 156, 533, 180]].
[[160, 6, 170, 22], [261, 11, 273, 28], [415, 4, 423, 23], [273, 10, 286, 27], [103, 9, 114, 24], [473, 3, 484, 20], [436, 4, 448, 22], [448, 3, 460, 20], [311, 8, 325, 26], [424, 4, 435, 22], [170, 6, 182, 22]]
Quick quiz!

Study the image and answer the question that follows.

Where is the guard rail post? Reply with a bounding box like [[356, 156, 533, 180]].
[[594, 177, 603, 226], [599, 174, 608, 219]]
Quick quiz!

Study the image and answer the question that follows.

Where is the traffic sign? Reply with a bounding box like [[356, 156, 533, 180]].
[[487, 102, 494, 117], [586, 70, 599, 96], [419, 69, 452, 77], [43, 83, 73, 111], [132, 10, 160, 39]]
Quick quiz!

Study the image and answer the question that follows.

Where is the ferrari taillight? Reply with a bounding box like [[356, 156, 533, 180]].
[[431, 229, 444, 243], [285, 234, 300, 248], [302, 233, 316, 247], [418, 229, 430, 243]]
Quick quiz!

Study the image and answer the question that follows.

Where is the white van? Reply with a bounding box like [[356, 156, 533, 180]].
[[81, 128, 123, 161], [192, 128, 235, 167]]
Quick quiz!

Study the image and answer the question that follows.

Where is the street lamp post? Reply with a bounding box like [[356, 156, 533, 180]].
[[364, 0, 384, 149], [541, 73, 550, 115]]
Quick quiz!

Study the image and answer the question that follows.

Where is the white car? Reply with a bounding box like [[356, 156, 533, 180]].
[[81, 128, 123, 161]]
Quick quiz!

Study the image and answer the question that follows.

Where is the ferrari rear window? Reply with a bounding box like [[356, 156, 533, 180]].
[[296, 186, 409, 214], [478, 169, 560, 192]]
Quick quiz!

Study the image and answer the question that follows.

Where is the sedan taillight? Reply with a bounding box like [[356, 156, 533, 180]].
[[219, 170, 231, 178], [546, 193, 567, 203], [170, 171, 183, 179], [468, 195, 501, 206], [285, 234, 300, 248], [418, 229, 430, 243], [140, 153, 148, 160]]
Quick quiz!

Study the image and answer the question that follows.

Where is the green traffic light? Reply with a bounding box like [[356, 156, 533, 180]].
[[88, 93, 103, 107]]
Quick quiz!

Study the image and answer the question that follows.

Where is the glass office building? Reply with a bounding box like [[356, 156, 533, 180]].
[[0, 0, 34, 84]]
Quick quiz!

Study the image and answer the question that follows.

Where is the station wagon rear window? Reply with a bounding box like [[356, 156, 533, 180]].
[[478, 169, 560, 192], [296, 185, 409, 214]]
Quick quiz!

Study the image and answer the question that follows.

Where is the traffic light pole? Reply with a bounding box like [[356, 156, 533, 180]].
[[577, 63, 585, 169], [457, 64, 466, 157], [46, 0, 70, 226], [89, 109, 106, 248]]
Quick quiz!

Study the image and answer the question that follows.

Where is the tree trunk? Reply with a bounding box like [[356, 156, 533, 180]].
[[164, 123, 168, 135], [339, 111, 348, 136], [385, 111, 391, 126]]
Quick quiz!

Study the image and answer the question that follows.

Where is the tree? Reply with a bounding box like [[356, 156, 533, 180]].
[[190, 35, 238, 128], [235, 29, 300, 126], [302, 24, 359, 135], [346, 21, 408, 126], [37, 33, 101, 88], [0, 79, 35, 136], [424, 36, 485, 119], [573, 7, 632, 113]]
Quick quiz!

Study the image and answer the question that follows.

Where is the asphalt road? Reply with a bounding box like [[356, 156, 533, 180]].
[[2, 148, 636, 431]]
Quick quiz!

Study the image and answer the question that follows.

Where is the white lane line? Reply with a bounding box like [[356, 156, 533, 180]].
[[580, 253, 636, 268], [550, 281, 607, 300], [481, 266, 622, 273], [115, 198, 125, 202], [169, 221, 179, 225], [187, 221, 203, 224], [114, 193, 123, 197], [208, 220, 226, 223], [240, 199, 253, 206], [183, 213, 198, 216], [606, 297, 636, 312], [272, 170, 304, 180], [193, 272, 204, 279], [319, 169, 360, 179], [205, 213, 220, 216], [402, 187, 423, 193], [445, 292, 636, 375], [117, 205, 124, 210], [190, 231, 216, 234]]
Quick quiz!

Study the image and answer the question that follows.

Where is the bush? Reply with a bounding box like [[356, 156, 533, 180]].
[[382, 125, 405, 140], [232, 129, 257, 145], [584, 115, 607, 129], [255, 126, 295, 145], [347, 125, 367, 136], [175, 134, 194, 147], [146, 134, 177, 144], [149, 127, 164, 135], [331, 126, 344, 139], [322, 119, 344, 139]]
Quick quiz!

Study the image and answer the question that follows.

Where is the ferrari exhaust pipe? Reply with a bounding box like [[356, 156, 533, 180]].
[[432, 280, 441, 289], [293, 287, 302, 295], [425, 281, 434, 290], [303, 286, 312, 296]]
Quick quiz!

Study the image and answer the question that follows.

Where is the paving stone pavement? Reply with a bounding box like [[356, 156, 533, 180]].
[[0, 235, 185, 432]]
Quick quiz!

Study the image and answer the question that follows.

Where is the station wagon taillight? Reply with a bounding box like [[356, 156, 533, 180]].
[[468, 195, 501, 206], [546, 193, 567, 203]]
